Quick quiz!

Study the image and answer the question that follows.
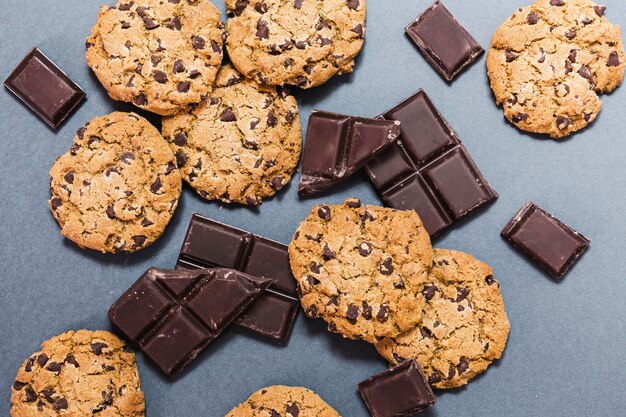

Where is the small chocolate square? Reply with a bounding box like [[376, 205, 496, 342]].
[[4, 48, 85, 129], [405, 1, 484, 82], [501, 202, 590, 278]]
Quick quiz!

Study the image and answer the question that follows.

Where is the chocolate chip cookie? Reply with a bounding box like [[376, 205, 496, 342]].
[[486, 0, 625, 138], [161, 63, 302, 205], [288, 199, 433, 343], [86, 0, 225, 115], [225, 0, 366, 88], [225, 386, 341, 417], [49, 112, 181, 253], [11, 330, 145, 417], [375, 249, 510, 389]]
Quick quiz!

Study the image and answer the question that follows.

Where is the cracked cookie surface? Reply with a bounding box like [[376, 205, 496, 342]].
[[225, 386, 340, 417], [86, 0, 225, 115], [288, 199, 433, 343], [162, 63, 302, 205], [49, 112, 182, 253], [375, 249, 510, 389], [486, 0, 625, 138], [11, 330, 145, 417], [225, 0, 366, 88]]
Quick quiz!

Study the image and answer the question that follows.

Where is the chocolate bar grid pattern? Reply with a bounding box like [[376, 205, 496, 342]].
[[365, 90, 497, 236], [177, 214, 299, 341]]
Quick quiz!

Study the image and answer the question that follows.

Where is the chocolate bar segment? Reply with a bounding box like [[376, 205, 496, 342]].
[[405, 1, 484, 82], [365, 90, 497, 236], [298, 111, 401, 197], [178, 214, 299, 342], [4, 48, 85, 129], [501, 202, 590, 279], [108, 268, 272, 375], [358, 360, 436, 417]]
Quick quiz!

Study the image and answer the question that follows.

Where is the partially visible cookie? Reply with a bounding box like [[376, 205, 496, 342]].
[[162, 63, 302, 205], [225, 386, 341, 417], [49, 112, 181, 253], [225, 0, 366, 88], [86, 0, 225, 115], [375, 249, 510, 389], [288, 199, 433, 343], [486, 0, 625, 138], [11, 330, 145, 417]]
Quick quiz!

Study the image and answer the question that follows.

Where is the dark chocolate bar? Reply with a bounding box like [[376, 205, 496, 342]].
[[358, 360, 436, 417], [365, 90, 497, 236], [298, 111, 401, 197], [501, 202, 590, 279], [4, 48, 85, 129], [177, 214, 299, 343], [108, 268, 272, 375], [405, 1, 484, 82]]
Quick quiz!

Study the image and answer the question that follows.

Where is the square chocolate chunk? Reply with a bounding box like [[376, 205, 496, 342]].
[[405, 1, 484, 82], [501, 202, 590, 279]]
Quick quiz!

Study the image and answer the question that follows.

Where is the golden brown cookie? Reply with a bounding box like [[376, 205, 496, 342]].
[[288, 199, 433, 343], [486, 0, 625, 138], [161, 63, 302, 205], [225, 0, 366, 88], [49, 112, 181, 253], [86, 0, 225, 115], [225, 386, 341, 417], [10, 330, 145, 417], [375, 249, 510, 389]]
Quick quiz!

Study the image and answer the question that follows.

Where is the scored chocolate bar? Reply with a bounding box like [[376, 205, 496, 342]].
[[297, 110, 401, 197], [365, 89, 497, 237], [177, 214, 299, 343], [108, 268, 272, 375], [4, 48, 85, 129]]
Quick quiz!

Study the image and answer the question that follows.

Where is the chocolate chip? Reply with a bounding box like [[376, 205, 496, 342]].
[[457, 358, 469, 374], [584, 112, 593, 122], [173, 59, 185, 73], [565, 59, 573, 74], [256, 19, 269, 39], [151, 54, 162, 66], [133, 93, 147, 106], [25, 358, 34, 372], [143, 17, 159, 29], [132, 235, 146, 248], [420, 327, 432, 339], [41, 388, 55, 403], [456, 287, 470, 302], [512, 113, 528, 123], [527, 11, 539, 24], [485, 275, 496, 285], [13, 381, 26, 391], [286, 403, 300, 417], [294, 0, 304, 9], [166, 16, 181, 30], [173, 131, 187, 146], [358, 242, 372, 256], [177, 81, 191, 93], [362, 302, 373, 320], [90, 342, 108, 355], [192, 35, 205, 49], [303, 64, 315, 75], [285, 110, 295, 123], [327, 296, 338, 306], [150, 177, 162, 194], [63, 172, 74, 184], [175, 150, 188, 167], [594, 5, 606, 16], [25, 386, 37, 402], [346, 305, 359, 323], [211, 40, 221, 53], [306, 275, 320, 287], [351, 23, 363, 36], [295, 76, 308, 87], [310, 262, 322, 273], [295, 40, 307, 49], [118, 2, 134, 11], [582, 17, 593, 25], [578, 65, 594, 82], [85, 40, 94, 49], [317, 205, 331, 220], [37, 354, 49, 367], [565, 29, 577, 40], [255, 2, 267, 13], [556, 116, 573, 130], [76, 126, 86, 139], [246, 196, 260, 206], [226, 75, 241, 86], [550, 0, 564, 5], [267, 111, 278, 127], [220, 108, 237, 122], [53, 398, 68, 411], [284, 57, 295, 68], [607, 51, 620, 67], [271, 176, 284, 190], [423, 285, 437, 300], [347, 0, 359, 10], [568, 49, 577, 63], [379, 257, 394, 275], [322, 243, 335, 261], [376, 305, 388, 321], [505, 50, 518, 62], [154, 70, 168, 83], [506, 94, 518, 106], [428, 372, 442, 385], [305, 305, 318, 317], [233, 0, 248, 15], [318, 37, 333, 46]]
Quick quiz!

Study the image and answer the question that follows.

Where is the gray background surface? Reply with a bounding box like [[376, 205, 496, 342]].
[[1, 0, 625, 416]]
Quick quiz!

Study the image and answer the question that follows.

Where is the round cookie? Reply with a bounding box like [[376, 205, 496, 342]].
[[49, 112, 181, 253], [11, 330, 145, 417], [162, 63, 302, 205], [375, 249, 510, 389], [225, 0, 366, 88], [288, 199, 433, 343], [225, 386, 341, 417], [486, 0, 625, 138], [86, 0, 225, 115]]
